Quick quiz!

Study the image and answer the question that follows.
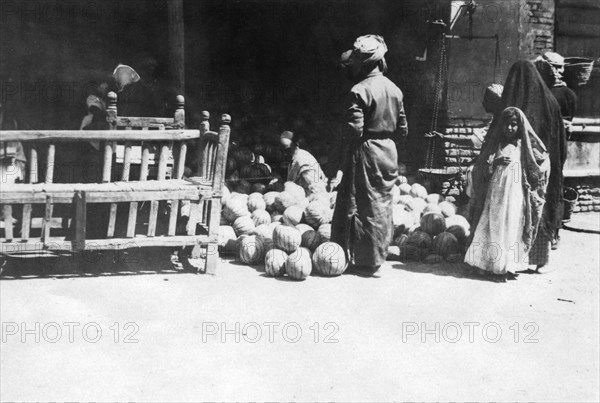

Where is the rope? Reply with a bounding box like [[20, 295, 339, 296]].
[[425, 35, 447, 170]]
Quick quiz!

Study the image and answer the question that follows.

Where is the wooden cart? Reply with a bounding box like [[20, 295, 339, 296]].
[[0, 94, 230, 275]]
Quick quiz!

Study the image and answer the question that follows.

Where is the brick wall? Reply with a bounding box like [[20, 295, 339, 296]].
[[519, 0, 556, 58]]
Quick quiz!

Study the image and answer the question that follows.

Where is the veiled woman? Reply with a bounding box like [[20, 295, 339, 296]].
[[470, 60, 566, 272]]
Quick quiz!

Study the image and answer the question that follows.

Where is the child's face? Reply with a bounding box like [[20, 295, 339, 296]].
[[503, 116, 520, 141]]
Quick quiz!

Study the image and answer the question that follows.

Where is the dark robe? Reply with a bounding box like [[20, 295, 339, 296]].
[[551, 85, 578, 121], [471, 60, 566, 240], [331, 71, 408, 269]]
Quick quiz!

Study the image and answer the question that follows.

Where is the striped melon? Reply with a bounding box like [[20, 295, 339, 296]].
[[423, 203, 443, 216], [221, 185, 231, 206], [253, 224, 274, 241], [251, 209, 271, 226], [284, 181, 306, 201], [273, 225, 302, 253], [432, 232, 460, 259], [285, 247, 313, 280], [233, 216, 255, 236], [301, 230, 323, 251], [392, 205, 415, 235], [410, 183, 428, 199], [283, 205, 304, 226], [439, 201, 456, 217], [406, 230, 433, 250], [217, 225, 238, 251], [312, 242, 347, 276], [271, 213, 284, 223], [445, 225, 468, 246], [420, 212, 446, 236], [263, 191, 280, 213], [445, 215, 470, 236], [248, 193, 266, 212], [223, 198, 250, 223], [304, 200, 333, 229], [238, 235, 266, 264], [265, 248, 288, 277], [274, 191, 296, 213]]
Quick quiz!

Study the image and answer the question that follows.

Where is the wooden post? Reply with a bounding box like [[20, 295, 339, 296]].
[[168, 0, 185, 95]]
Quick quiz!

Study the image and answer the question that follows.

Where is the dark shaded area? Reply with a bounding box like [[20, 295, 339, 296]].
[[1, 0, 453, 168]]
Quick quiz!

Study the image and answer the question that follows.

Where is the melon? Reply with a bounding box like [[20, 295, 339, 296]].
[[445, 225, 468, 246], [420, 212, 446, 236], [396, 175, 409, 185], [274, 191, 296, 213], [233, 216, 255, 236], [248, 193, 266, 212], [410, 183, 428, 199], [392, 233, 408, 248], [426, 193, 445, 204], [398, 183, 412, 195], [253, 224, 274, 240], [305, 200, 333, 229], [252, 209, 271, 227], [410, 198, 428, 216], [406, 230, 433, 250], [285, 247, 313, 280], [223, 198, 250, 223], [432, 232, 460, 259], [271, 213, 284, 223], [295, 224, 313, 235], [238, 235, 265, 264], [397, 195, 415, 211], [283, 205, 304, 226], [439, 201, 457, 218], [392, 205, 415, 235], [422, 203, 443, 216], [407, 224, 421, 235], [301, 230, 323, 251], [284, 181, 306, 200], [267, 179, 285, 192], [312, 242, 347, 276], [273, 225, 302, 253], [263, 191, 280, 212], [317, 224, 332, 242], [265, 248, 288, 277], [445, 215, 470, 236]]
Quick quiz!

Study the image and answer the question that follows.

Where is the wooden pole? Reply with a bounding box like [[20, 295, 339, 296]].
[[168, 0, 185, 96]]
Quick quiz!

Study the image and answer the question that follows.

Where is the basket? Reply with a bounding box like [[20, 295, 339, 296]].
[[563, 57, 595, 87]]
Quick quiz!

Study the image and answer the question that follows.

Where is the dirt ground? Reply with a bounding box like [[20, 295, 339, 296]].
[[1, 222, 599, 402]]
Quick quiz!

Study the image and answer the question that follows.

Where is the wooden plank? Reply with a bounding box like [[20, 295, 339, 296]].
[[116, 117, 177, 127], [3, 205, 14, 241], [176, 143, 187, 180], [0, 129, 200, 142], [140, 143, 151, 181], [29, 148, 38, 183], [126, 203, 138, 238], [21, 204, 32, 240], [148, 144, 170, 237], [0, 235, 210, 253], [42, 195, 53, 244], [121, 142, 133, 181], [107, 203, 117, 238], [168, 200, 179, 236], [45, 144, 55, 183], [0, 188, 205, 204], [186, 202, 199, 235], [103, 142, 113, 183], [147, 201, 159, 237], [74, 191, 86, 251]]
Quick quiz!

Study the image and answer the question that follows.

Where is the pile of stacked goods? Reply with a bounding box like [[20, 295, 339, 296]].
[[219, 157, 472, 277], [218, 181, 346, 281], [225, 143, 288, 195], [388, 178, 471, 264]]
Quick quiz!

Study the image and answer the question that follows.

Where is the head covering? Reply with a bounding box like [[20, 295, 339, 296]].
[[86, 95, 105, 111], [471, 107, 550, 250], [280, 131, 294, 141], [483, 83, 503, 111], [112, 64, 141, 90], [543, 52, 565, 67], [472, 60, 566, 238], [344, 35, 388, 73], [339, 50, 354, 68]]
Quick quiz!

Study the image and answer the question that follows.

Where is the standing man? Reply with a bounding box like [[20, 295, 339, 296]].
[[331, 35, 408, 277]]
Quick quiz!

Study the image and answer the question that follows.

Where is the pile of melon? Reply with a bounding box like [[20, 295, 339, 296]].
[[225, 144, 287, 194], [218, 181, 345, 280], [390, 181, 471, 264]]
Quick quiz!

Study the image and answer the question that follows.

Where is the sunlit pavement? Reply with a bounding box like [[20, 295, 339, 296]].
[[1, 226, 599, 401]]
